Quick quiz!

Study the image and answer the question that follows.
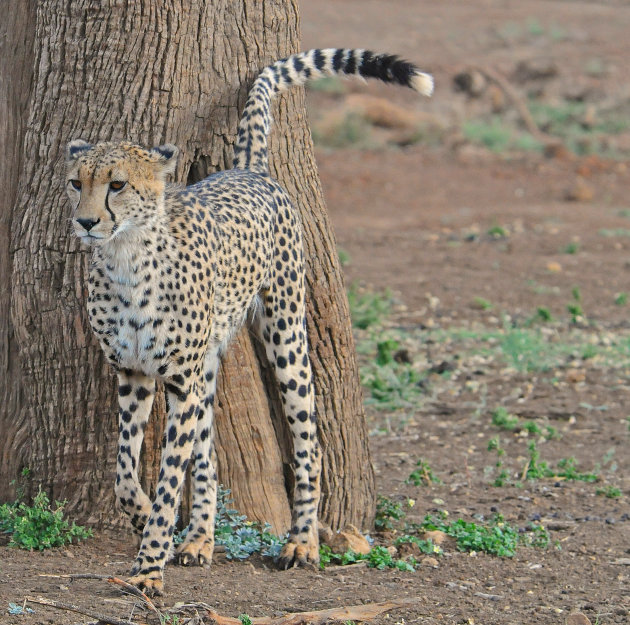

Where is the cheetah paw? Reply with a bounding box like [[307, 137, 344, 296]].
[[126, 574, 164, 597], [277, 539, 319, 570], [175, 540, 214, 567]]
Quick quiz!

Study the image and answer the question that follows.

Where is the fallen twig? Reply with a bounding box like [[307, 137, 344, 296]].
[[39, 572, 160, 615], [25, 596, 140, 625], [206, 598, 422, 625]]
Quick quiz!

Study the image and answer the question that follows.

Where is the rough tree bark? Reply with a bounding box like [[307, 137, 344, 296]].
[[0, 0, 374, 533]]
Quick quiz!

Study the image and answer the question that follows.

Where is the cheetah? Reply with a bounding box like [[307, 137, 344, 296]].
[[65, 48, 433, 596]]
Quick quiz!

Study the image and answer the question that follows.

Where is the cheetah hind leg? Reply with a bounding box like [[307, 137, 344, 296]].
[[255, 306, 321, 569]]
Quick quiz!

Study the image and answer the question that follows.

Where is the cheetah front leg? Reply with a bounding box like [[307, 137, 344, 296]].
[[176, 350, 220, 567], [115, 371, 155, 535], [127, 380, 200, 596]]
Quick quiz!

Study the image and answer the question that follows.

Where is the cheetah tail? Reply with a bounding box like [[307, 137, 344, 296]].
[[232, 48, 433, 174]]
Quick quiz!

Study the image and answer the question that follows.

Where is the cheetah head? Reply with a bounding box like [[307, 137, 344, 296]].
[[65, 140, 178, 245]]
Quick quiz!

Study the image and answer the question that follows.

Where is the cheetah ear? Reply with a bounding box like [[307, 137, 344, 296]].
[[66, 139, 92, 162], [150, 144, 179, 177]]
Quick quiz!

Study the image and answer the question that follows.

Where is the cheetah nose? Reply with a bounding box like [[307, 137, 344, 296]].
[[76, 217, 101, 232]]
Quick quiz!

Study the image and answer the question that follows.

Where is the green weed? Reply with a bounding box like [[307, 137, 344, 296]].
[[419, 512, 547, 557], [0, 489, 92, 550], [472, 296, 493, 310], [238, 615, 253, 625], [525, 442, 599, 482], [487, 436, 505, 456], [374, 495, 406, 531], [319, 544, 416, 572], [347, 284, 392, 329], [406, 459, 442, 487], [491, 406, 519, 430], [394, 534, 442, 555], [562, 242, 579, 254], [338, 247, 351, 267], [596, 485, 621, 498], [463, 118, 542, 153], [615, 292, 628, 306], [361, 339, 424, 411]]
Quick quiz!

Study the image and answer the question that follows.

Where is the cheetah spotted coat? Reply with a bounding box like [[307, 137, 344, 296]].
[[65, 48, 432, 596]]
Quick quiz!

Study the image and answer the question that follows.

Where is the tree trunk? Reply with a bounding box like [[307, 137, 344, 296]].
[[1, 0, 374, 534]]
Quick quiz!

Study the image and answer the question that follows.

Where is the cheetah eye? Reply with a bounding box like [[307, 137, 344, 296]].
[[109, 180, 126, 192], [69, 179, 82, 191]]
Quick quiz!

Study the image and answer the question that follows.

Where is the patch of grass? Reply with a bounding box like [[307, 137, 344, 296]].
[[312, 111, 374, 149], [533, 306, 553, 323], [499, 326, 554, 372], [529, 99, 630, 156], [472, 296, 493, 310], [562, 241, 580, 254], [596, 485, 621, 498], [463, 118, 542, 153], [525, 442, 599, 482], [463, 119, 511, 152], [0, 489, 92, 550], [615, 292, 628, 306], [347, 284, 392, 329], [338, 247, 351, 267], [491, 406, 519, 430], [598, 228, 630, 238], [406, 459, 442, 487], [361, 339, 424, 411]]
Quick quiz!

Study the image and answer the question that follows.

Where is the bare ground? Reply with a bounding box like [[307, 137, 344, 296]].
[[2, 2, 630, 624]]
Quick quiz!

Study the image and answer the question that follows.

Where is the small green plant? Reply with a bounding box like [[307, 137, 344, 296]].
[[212, 486, 285, 559], [472, 296, 493, 310], [337, 247, 351, 267], [526, 18, 545, 36], [562, 241, 579, 254], [487, 224, 508, 239], [556, 457, 599, 482], [0, 489, 92, 550], [419, 513, 543, 558], [487, 436, 505, 456], [238, 615, 253, 625], [406, 459, 442, 486], [8, 602, 34, 616], [522, 420, 542, 435], [347, 284, 392, 329], [394, 534, 442, 555], [319, 544, 416, 572], [361, 340, 424, 411], [524, 443, 599, 482], [160, 615, 181, 625], [374, 495, 405, 531], [491, 406, 519, 430], [596, 485, 621, 498], [534, 307, 553, 323], [615, 292, 628, 306]]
